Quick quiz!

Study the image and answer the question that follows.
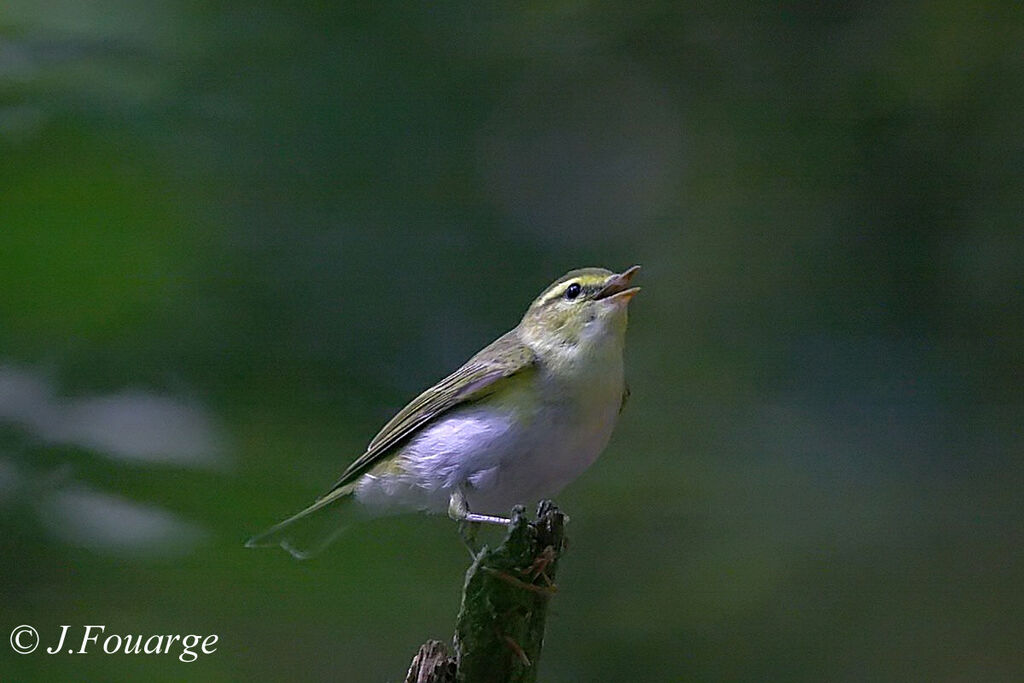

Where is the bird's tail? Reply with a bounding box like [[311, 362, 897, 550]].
[[245, 484, 361, 560]]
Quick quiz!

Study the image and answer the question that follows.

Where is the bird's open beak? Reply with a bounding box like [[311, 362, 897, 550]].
[[594, 265, 641, 303]]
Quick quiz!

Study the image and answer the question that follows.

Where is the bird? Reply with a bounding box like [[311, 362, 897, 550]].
[[246, 266, 640, 558]]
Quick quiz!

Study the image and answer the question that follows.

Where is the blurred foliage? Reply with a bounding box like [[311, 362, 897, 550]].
[[1, 2, 1021, 681]]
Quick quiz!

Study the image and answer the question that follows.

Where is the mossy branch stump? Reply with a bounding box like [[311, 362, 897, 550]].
[[405, 501, 567, 683]]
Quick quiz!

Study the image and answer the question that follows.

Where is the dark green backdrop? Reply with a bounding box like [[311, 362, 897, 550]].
[[1, 2, 1021, 681]]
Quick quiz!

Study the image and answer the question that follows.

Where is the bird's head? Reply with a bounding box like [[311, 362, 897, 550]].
[[518, 265, 640, 356]]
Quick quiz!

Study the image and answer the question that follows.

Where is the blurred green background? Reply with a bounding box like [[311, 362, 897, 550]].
[[1, 2, 1021, 681]]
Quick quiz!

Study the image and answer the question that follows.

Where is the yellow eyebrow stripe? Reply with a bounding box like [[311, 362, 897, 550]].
[[537, 274, 608, 304], [538, 282, 574, 304]]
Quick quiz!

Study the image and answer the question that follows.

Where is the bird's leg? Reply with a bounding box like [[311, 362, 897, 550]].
[[449, 489, 509, 558], [448, 488, 511, 526]]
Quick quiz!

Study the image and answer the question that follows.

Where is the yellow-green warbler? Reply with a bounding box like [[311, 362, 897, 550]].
[[247, 266, 640, 558]]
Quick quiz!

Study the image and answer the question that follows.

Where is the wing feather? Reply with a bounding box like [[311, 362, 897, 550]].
[[320, 330, 534, 495]]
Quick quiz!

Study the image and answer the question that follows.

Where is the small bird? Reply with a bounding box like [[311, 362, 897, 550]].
[[246, 266, 640, 558]]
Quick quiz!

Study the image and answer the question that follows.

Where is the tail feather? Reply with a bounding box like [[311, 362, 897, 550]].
[[245, 485, 359, 560]]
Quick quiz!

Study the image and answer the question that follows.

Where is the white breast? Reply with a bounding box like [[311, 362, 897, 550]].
[[354, 381, 622, 517], [355, 326, 626, 517]]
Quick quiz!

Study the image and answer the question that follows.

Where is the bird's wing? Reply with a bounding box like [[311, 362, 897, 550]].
[[321, 330, 536, 496]]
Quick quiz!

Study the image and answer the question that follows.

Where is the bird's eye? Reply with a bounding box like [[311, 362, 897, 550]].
[[565, 283, 582, 300]]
